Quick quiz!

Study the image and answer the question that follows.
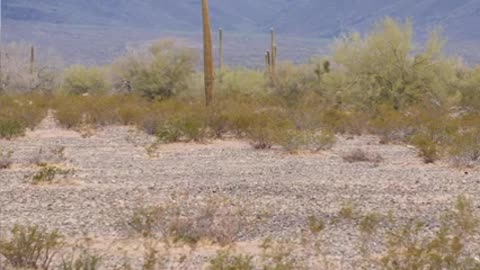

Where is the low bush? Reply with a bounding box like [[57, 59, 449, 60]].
[[342, 149, 384, 164], [126, 196, 266, 246], [0, 119, 25, 139], [410, 133, 440, 164], [31, 164, 74, 185], [208, 250, 254, 270], [0, 225, 63, 270]]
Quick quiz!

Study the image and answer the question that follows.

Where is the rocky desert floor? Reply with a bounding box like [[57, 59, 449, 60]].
[[1, 114, 479, 269]]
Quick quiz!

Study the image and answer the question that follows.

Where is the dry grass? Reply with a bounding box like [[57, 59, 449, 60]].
[[342, 149, 384, 164], [125, 195, 268, 247]]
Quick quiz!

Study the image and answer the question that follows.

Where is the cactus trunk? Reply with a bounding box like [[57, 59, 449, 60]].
[[270, 28, 276, 80], [202, 0, 215, 106], [219, 28, 224, 73], [265, 51, 271, 74], [30, 46, 35, 75]]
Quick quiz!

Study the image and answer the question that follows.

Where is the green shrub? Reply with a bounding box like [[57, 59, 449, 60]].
[[63, 65, 110, 95], [112, 40, 196, 99], [246, 110, 294, 149], [410, 133, 440, 164], [154, 101, 207, 142], [0, 119, 25, 139], [218, 68, 267, 98], [329, 18, 457, 111], [0, 225, 63, 270]]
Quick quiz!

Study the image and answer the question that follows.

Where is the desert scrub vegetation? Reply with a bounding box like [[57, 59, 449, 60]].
[[342, 149, 384, 164], [0, 94, 50, 138], [2, 18, 480, 161], [0, 43, 62, 95], [0, 225, 63, 270], [63, 65, 111, 96], [112, 40, 197, 99], [124, 195, 268, 246], [0, 196, 478, 269], [31, 164, 74, 185]]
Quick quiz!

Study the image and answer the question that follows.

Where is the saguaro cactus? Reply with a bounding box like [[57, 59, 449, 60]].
[[30, 46, 35, 74], [219, 28, 224, 73], [202, 0, 215, 106], [270, 28, 277, 79], [265, 51, 271, 74]]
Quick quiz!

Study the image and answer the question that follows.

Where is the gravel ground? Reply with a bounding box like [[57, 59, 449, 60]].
[[1, 114, 479, 269]]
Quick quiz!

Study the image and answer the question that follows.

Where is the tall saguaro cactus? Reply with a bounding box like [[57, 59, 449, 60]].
[[202, 0, 215, 106], [218, 28, 224, 73], [30, 46, 36, 74], [270, 28, 277, 79]]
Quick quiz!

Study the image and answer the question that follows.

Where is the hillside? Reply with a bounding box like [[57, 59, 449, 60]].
[[3, 0, 480, 65]]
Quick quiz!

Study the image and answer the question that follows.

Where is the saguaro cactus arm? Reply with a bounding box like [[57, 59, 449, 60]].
[[202, 0, 215, 106]]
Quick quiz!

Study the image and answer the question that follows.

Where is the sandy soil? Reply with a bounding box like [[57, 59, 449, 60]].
[[1, 114, 479, 269]]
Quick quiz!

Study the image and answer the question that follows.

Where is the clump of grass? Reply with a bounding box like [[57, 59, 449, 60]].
[[0, 225, 63, 270], [31, 164, 74, 185], [61, 250, 103, 270], [260, 238, 302, 270], [208, 250, 254, 270], [338, 201, 358, 220], [307, 216, 326, 234], [342, 149, 384, 164]]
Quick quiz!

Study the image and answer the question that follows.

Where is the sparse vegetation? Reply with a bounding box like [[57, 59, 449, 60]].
[[126, 195, 266, 246], [0, 225, 63, 270], [0, 149, 13, 169], [31, 164, 74, 185], [208, 250, 254, 270], [342, 149, 384, 164]]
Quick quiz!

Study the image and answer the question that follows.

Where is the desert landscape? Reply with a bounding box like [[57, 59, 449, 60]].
[[2, 1, 480, 269], [1, 111, 479, 269]]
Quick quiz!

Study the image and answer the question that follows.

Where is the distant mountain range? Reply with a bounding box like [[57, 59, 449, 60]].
[[3, 0, 480, 65]]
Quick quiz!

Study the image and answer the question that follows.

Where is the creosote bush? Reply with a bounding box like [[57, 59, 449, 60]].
[[0, 225, 63, 270]]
